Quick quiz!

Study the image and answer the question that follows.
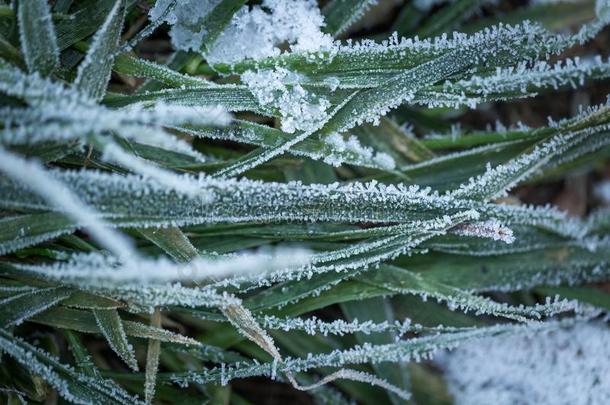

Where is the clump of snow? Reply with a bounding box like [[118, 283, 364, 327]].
[[207, 0, 334, 64], [436, 321, 610, 405], [152, 0, 334, 64], [149, 0, 221, 52], [242, 67, 331, 133]]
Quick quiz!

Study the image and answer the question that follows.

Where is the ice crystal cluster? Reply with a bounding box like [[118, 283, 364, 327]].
[[151, 0, 334, 63], [0, 0, 609, 404], [241, 67, 332, 133]]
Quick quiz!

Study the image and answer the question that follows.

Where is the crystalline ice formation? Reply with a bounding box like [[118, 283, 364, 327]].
[[152, 0, 334, 64]]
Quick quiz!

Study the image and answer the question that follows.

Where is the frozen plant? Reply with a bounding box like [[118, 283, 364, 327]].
[[0, 0, 609, 404]]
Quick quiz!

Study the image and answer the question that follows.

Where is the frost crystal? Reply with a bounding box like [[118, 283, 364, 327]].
[[453, 220, 515, 244], [323, 132, 396, 169], [242, 68, 331, 133]]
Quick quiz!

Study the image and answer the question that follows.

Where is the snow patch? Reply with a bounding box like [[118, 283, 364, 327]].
[[437, 321, 610, 405]]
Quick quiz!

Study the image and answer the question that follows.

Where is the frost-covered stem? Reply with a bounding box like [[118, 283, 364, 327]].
[[288, 369, 412, 401], [168, 319, 580, 387], [257, 314, 477, 337], [0, 147, 137, 261], [144, 309, 162, 404], [101, 142, 209, 196], [223, 288, 412, 398]]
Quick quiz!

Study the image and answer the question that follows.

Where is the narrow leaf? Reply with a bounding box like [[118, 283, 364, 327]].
[[64, 330, 100, 377], [93, 308, 139, 371], [74, 0, 126, 101], [0, 287, 72, 327], [322, 0, 378, 36], [17, 0, 59, 76], [0, 328, 142, 404], [32, 306, 200, 346], [144, 309, 162, 404], [137, 226, 198, 262]]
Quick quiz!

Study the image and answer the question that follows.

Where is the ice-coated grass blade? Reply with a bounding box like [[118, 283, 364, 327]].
[[74, 0, 126, 101], [0, 328, 143, 404], [17, 0, 59, 76], [0, 287, 72, 327], [93, 308, 139, 371], [144, 309, 162, 404], [322, 0, 379, 36]]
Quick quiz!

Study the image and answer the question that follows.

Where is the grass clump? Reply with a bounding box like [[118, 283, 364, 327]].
[[0, 0, 609, 403]]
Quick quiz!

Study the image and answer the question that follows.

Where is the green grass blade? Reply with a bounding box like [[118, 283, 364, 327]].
[[64, 330, 101, 377], [32, 306, 199, 346], [0, 287, 72, 327], [74, 0, 126, 101], [322, 0, 378, 36], [200, 0, 247, 54], [137, 226, 198, 262], [93, 308, 139, 371], [0, 328, 142, 404], [416, 0, 484, 38], [0, 212, 75, 255], [17, 0, 59, 76], [144, 309, 162, 404], [55, 0, 118, 50]]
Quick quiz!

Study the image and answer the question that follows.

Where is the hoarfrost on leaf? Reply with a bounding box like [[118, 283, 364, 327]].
[[323, 132, 396, 169], [15, 247, 312, 286]]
